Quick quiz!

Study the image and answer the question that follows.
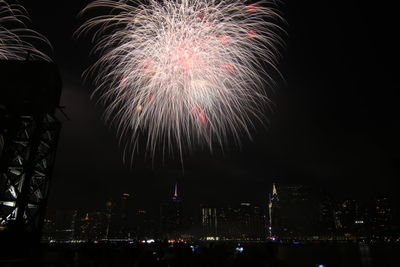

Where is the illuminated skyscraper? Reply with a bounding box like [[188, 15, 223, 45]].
[[160, 182, 183, 238], [209, 203, 266, 240], [201, 206, 218, 239], [269, 183, 280, 238], [270, 183, 320, 239], [172, 182, 183, 228]]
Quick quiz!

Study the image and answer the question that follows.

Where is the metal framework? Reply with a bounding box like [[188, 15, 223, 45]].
[[0, 61, 61, 243], [0, 114, 60, 233]]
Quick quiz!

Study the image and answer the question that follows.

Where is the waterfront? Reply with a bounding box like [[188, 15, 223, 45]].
[[10, 241, 398, 267], [1, 2, 399, 267]]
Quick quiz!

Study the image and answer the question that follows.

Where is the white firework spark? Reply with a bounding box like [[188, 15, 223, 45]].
[[77, 0, 285, 159], [0, 0, 51, 61]]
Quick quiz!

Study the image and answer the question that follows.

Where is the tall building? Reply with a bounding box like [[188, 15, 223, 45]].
[[160, 182, 183, 239], [318, 195, 335, 237], [218, 206, 240, 239], [201, 206, 218, 239], [41, 212, 56, 242], [78, 211, 108, 240], [237, 203, 266, 240], [204, 203, 266, 241], [270, 183, 320, 239], [371, 196, 392, 238], [269, 183, 279, 238], [105, 199, 113, 239], [332, 199, 374, 239], [120, 193, 131, 238], [134, 208, 158, 239], [52, 210, 77, 241], [172, 183, 183, 228]]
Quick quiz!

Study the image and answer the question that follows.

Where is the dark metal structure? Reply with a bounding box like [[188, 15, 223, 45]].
[[0, 61, 62, 248]]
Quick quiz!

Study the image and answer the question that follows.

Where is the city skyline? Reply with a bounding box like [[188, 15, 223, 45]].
[[8, 1, 399, 217], [1, 1, 399, 266], [43, 181, 398, 243], [45, 180, 399, 214]]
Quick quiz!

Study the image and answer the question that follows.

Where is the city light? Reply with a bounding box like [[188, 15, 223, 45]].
[[0, 1, 399, 267], [235, 246, 244, 253], [41, 184, 396, 244]]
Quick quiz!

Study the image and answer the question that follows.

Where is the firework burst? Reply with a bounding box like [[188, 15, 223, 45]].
[[0, 0, 51, 61], [77, 0, 285, 159]]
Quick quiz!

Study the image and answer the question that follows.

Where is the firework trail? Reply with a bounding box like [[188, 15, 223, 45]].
[[0, 0, 51, 61], [77, 0, 285, 159]]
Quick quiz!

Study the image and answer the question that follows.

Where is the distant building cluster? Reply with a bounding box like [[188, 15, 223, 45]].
[[42, 192, 157, 242], [268, 183, 395, 241], [42, 183, 398, 243], [201, 203, 266, 241]]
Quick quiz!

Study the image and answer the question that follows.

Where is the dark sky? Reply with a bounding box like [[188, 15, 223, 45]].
[[18, 1, 399, 212]]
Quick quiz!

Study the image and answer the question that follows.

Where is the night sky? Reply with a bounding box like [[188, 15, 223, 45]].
[[17, 1, 399, 213]]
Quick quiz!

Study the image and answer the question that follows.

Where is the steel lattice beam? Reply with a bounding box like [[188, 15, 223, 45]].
[[0, 114, 60, 233], [0, 61, 62, 247]]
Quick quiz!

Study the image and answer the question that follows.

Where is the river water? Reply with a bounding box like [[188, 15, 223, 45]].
[[276, 243, 399, 267]]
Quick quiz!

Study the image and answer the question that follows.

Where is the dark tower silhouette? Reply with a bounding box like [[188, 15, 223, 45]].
[[172, 182, 183, 229], [0, 61, 62, 259], [105, 199, 113, 239], [269, 182, 279, 238], [120, 192, 130, 238], [160, 182, 183, 239]]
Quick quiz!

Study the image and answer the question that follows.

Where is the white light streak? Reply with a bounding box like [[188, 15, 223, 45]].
[[0, 0, 51, 61], [77, 0, 285, 160]]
